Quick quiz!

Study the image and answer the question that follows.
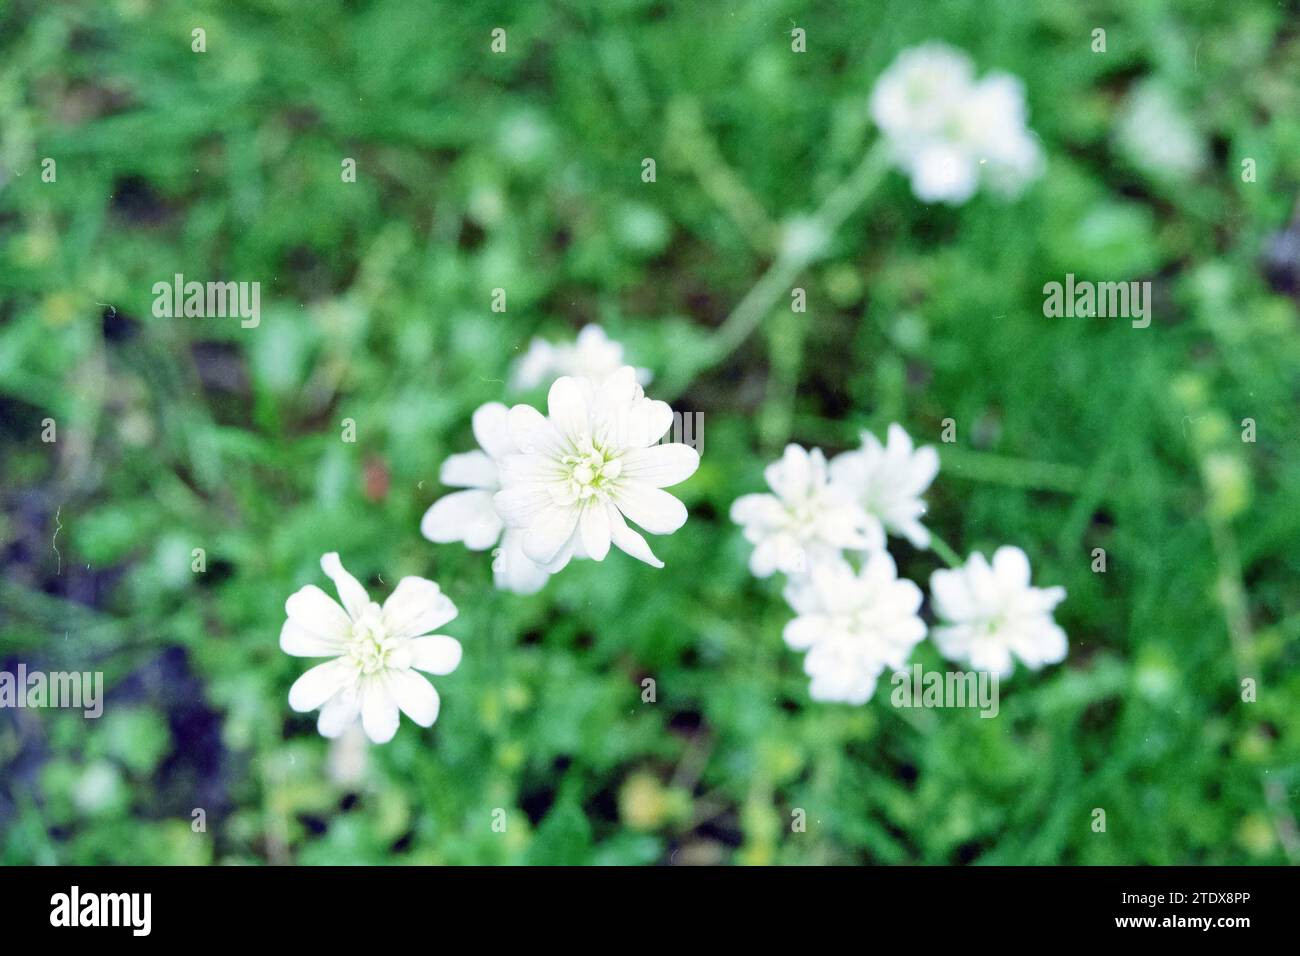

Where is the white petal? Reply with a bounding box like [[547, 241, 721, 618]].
[[547, 376, 591, 447], [992, 546, 1032, 590], [593, 365, 640, 407], [280, 619, 347, 657], [898, 518, 931, 550], [320, 552, 370, 620], [384, 669, 441, 727], [1018, 622, 1068, 668], [765, 445, 811, 500], [968, 639, 1016, 678], [783, 615, 826, 650], [730, 492, 784, 528], [439, 450, 499, 489], [507, 403, 563, 457], [607, 507, 663, 568], [289, 659, 355, 713], [471, 401, 515, 460], [360, 677, 400, 744], [493, 481, 552, 528], [618, 396, 674, 449], [523, 505, 580, 566], [749, 538, 786, 578], [615, 483, 688, 535], [317, 690, 361, 738], [510, 339, 556, 390], [539, 532, 577, 573], [929, 567, 974, 622], [405, 635, 463, 675], [420, 489, 503, 550], [494, 529, 551, 594], [381, 576, 458, 640], [284, 584, 352, 640], [579, 501, 612, 560], [620, 443, 700, 488], [907, 444, 940, 494]]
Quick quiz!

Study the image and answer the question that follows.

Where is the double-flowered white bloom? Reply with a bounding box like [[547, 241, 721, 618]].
[[420, 402, 550, 594], [783, 552, 926, 704], [869, 42, 1042, 205], [731, 443, 882, 578], [511, 324, 653, 391], [829, 423, 939, 549], [494, 366, 699, 570], [282, 553, 463, 744], [929, 546, 1067, 677]]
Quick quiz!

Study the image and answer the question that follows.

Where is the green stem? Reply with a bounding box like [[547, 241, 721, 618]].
[[927, 532, 964, 569], [664, 140, 891, 400]]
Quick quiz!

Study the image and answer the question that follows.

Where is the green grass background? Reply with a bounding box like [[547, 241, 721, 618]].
[[1, 0, 1298, 864]]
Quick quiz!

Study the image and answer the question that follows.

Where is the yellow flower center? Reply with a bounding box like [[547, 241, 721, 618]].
[[561, 440, 622, 500], [347, 603, 397, 675]]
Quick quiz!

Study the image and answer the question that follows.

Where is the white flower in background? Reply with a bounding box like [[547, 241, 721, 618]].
[[929, 546, 1067, 677], [730, 444, 882, 578], [870, 43, 974, 145], [420, 402, 550, 594], [783, 553, 926, 704], [510, 324, 653, 391], [830, 423, 939, 549], [869, 42, 1043, 204], [281, 553, 463, 744], [1114, 80, 1206, 181], [494, 366, 699, 570]]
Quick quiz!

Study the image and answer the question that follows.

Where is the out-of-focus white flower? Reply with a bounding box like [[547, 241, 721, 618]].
[[420, 402, 550, 594], [281, 553, 463, 744], [782, 552, 926, 704], [730, 444, 883, 578], [494, 367, 699, 570], [929, 546, 1067, 677], [510, 324, 653, 391], [1114, 80, 1206, 181], [327, 723, 370, 786], [830, 423, 939, 549], [869, 42, 1043, 204]]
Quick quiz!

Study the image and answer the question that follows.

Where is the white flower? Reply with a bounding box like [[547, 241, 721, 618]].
[[929, 546, 1067, 677], [829, 423, 939, 549], [420, 402, 550, 594], [869, 42, 1043, 204], [494, 366, 699, 570], [730, 444, 882, 578], [1114, 80, 1206, 181], [281, 553, 463, 744], [510, 324, 653, 391], [870, 43, 974, 145], [782, 553, 926, 704]]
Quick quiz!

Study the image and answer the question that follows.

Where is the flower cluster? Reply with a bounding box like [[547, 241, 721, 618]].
[[869, 42, 1043, 205], [279, 41, 1066, 744], [732, 424, 1066, 704], [284, 326, 700, 744]]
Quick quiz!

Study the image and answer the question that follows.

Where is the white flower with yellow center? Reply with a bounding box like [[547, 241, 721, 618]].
[[511, 324, 653, 391], [730, 444, 882, 578], [420, 402, 550, 594], [783, 553, 926, 704], [929, 546, 1067, 677], [829, 423, 939, 550], [494, 366, 699, 570], [281, 553, 463, 744]]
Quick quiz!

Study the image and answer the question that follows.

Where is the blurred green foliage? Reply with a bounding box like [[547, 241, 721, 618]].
[[1, 0, 1298, 864]]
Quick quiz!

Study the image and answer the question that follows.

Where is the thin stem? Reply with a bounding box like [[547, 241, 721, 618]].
[[927, 532, 964, 569], [664, 140, 892, 402]]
